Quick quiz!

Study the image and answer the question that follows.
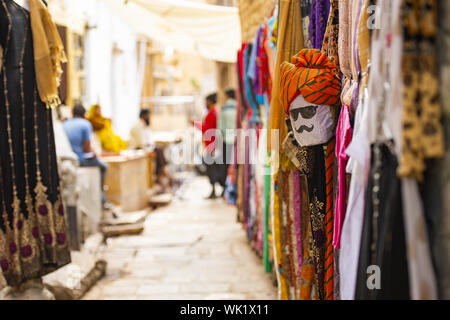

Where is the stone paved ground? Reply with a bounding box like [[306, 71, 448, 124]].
[[83, 176, 277, 300]]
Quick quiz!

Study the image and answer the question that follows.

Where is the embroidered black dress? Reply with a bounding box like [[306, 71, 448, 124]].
[[0, 0, 70, 286], [355, 143, 410, 300]]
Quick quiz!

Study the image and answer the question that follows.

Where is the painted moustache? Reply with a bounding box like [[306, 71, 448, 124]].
[[296, 124, 315, 133]]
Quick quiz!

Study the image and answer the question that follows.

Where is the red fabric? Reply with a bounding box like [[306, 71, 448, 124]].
[[257, 25, 272, 101], [202, 107, 217, 152]]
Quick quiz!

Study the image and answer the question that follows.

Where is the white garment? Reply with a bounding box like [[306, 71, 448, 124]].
[[339, 87, 370, 300], [340, 0, 438, 300], [401, 179, 438, 299], [129, 120, 154, 151], [13, 0, 29, 11]]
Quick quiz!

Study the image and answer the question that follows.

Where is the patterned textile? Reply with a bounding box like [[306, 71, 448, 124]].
[[301, 0, 312, 48], [338, 0, 352, 79], [322, 0, 340, 74], [263, 162, 272, 273], [398, 0, 444, 181], [272, 172, 289, 299], [293, 171, 303, 279], [268, 0, 304, 301], [0, 1, 70, 285], [281, 131, 315, 175], [279, 49, 341, 114], [324, 139, 335, 299], [299, 173, 316, 299], [309, 0, 331, 49], [307, 145, 327, 300], [256, 25, 272, 102], [243, 44, 260, 125], [356, 143, 410, 300]]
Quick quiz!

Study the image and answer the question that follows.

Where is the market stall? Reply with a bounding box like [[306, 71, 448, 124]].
[[231, 0, 450, 300]]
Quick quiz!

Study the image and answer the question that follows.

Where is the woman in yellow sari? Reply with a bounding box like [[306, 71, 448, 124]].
[[87, 104, 127, 153]]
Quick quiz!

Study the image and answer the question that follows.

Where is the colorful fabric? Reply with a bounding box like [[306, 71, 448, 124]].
[[293, 171, 303, 278], [299, 173, 315, 300], [333, 105, 353, 249], [279, 49, 341, 114], [272, 172, 289, 299], [257, 25, 272, 103], [307, 144, 327, 300], [0, 1, 70, 285], [263, 161, 272, 273], [243, 44, 260, 124], [29, 0, 67, 109], [324, 139, 335, 299], [309, 0, 331, 49], [282, 132, 315, 174]]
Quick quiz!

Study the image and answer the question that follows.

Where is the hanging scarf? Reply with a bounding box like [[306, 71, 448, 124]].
[[29, 0, 66, 109]]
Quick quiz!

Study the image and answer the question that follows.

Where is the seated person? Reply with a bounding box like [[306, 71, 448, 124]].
[[63, 103, 109, 207], [87, 104, 127, 153], [129, 109, 154, 151], [129, 109, 172, 193]]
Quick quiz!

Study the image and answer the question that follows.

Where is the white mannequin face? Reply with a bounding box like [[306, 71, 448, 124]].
[[289, 95, 334, 147], [13, 0, 29, 10]]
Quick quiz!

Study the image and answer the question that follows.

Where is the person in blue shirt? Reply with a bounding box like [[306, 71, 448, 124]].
[[63, 103, 109, 205]]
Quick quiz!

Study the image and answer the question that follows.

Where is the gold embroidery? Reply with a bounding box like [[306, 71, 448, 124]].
[[1, 1, 23, 278], [0, 3, 70, 285], [309, 195, 324, 232]]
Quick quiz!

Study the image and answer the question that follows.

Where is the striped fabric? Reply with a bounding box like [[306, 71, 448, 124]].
[[279, 49, 341, 114], [324, 139, 335, 300]]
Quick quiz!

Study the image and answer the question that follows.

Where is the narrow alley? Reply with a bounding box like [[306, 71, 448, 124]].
[[83, 176, 277, 300]]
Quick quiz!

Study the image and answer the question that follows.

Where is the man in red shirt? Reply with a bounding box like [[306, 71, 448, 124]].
[[202, 93, 222, 199]]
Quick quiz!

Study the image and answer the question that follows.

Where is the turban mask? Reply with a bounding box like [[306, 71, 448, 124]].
[[280, 49, 341, 146]]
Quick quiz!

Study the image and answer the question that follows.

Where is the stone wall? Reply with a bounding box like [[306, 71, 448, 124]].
[[238, 0, 277, 43]]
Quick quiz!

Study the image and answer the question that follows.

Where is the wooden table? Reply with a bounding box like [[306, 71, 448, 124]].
[[102, 154, 149, 212]]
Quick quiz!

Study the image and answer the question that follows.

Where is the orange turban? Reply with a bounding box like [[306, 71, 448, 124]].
[[280, 49, 341, 114]]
